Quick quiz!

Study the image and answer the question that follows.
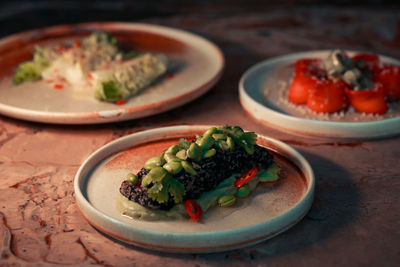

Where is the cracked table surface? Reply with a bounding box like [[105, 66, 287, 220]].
[[0, 3, 400, 267]]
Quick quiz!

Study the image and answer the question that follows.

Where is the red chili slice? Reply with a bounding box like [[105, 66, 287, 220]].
[[75, 40, 81, 49], [235, 168, 258, 188], [185, 200, 202, 222], [53, 83, 64, 90], [115, 99, 126, 105]]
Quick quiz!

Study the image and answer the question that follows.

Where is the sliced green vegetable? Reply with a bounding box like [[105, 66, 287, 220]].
[[13, 58, 49, 85], [258, 164, 280, 182], [98, 79, 125, 100], [236, 184, 250, 197]]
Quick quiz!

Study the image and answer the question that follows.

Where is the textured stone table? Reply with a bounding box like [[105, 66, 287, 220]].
[[0, 3, 399, 266]]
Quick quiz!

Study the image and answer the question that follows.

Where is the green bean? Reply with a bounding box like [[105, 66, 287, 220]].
[[181, 161, 197, 175], [176, 149, 187, 160], [216, 140, 229, 150], [187, 143, 201, 159], [165, 145, 179, 155], [218, 195, 236, 207], [197, 136, 214, 151], [144, 156, 166, 170], [212, 133, 227, 140], [126, 173, 138, 185], [203, 127, 217, 138], [163, 161, 183, 174], [203, 148, 216, 158], [227, 136, 235, 149], [163, 153, 181, 163]]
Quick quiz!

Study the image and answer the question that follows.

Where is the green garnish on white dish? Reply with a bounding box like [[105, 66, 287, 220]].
[[13, 32, 168, 103]]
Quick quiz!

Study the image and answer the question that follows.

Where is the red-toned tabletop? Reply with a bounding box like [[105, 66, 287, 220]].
[[0, 3, 399, 266]]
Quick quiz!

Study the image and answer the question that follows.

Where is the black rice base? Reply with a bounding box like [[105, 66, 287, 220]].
[[119, 144, 273, 210]]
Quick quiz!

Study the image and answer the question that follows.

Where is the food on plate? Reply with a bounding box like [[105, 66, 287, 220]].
[[13, 32, 167, 103], [288, 49, 399, 114], [118, 125, 280, 222]]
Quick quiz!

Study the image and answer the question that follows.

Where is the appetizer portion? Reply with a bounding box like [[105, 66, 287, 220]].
[[118, 125, 280, 222], [288, 50, 400, 114], [13, 32, 167, 103]]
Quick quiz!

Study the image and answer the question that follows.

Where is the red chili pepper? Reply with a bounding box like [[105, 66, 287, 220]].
[[235, 168, 258, 188], [75, 40, 81, 49], [185, 200, 202, 222], [115, 99, 126, 105], [53, 84, 63, 90]]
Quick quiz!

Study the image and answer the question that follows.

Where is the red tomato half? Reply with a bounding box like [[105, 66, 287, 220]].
[[375, 65, 400, 101], [288, 73, 319, 104], [307, 80, 348, 113], [289, 59, 325, 104], [345, 83, 388, 114]]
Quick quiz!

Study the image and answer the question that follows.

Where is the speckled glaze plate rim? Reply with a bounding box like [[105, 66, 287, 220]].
[[239, 50, 400, 139], [74, 125, 315, 253], [0, 22, 224, 124]]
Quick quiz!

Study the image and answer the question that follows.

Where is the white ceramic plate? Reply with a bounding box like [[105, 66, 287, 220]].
[[239, 50, 400, 139], [74, 125, 314, 253], [0, 22, 224, 124]]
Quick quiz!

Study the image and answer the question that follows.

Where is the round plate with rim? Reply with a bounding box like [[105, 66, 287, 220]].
[[0, 22, 224, 124], [74, 125, 314, 253], [239, 50, 400, 139]]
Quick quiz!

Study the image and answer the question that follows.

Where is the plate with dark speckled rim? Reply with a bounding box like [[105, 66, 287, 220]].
[[74, 125, 314, 253], [0, 22, 224, 124], [239, 50, 400, 139]]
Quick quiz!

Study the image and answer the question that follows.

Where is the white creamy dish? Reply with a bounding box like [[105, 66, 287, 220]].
[[13, 32, 167, 102]]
